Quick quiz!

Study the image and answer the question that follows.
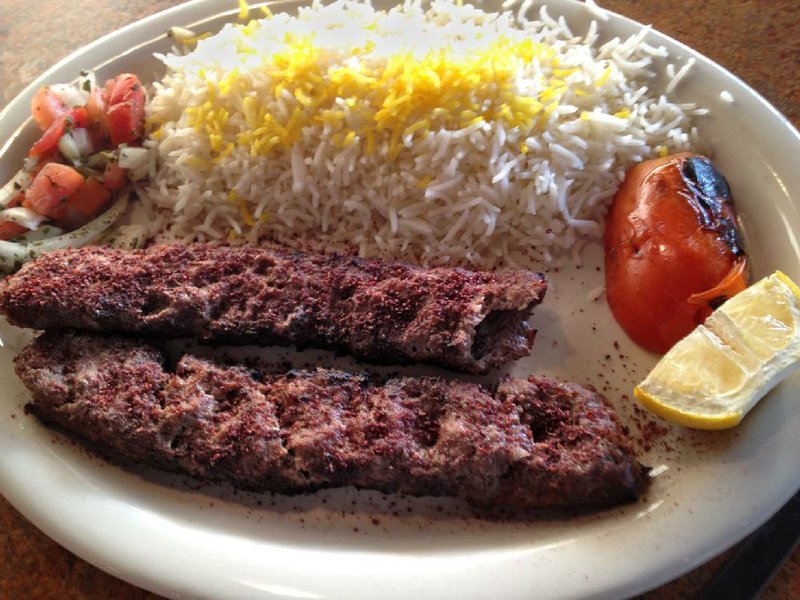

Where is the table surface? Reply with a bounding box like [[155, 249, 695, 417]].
[[0, 1, 798, 598]]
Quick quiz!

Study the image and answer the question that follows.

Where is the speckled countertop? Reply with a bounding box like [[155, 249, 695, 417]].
[[0, 1, 798, 599]]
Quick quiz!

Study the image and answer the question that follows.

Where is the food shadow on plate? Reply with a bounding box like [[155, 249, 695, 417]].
[[41, 420, 642, 554], [517, 303, 574, 376]]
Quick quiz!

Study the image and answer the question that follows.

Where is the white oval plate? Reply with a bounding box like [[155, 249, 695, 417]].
[[1, 1, 800, 599]]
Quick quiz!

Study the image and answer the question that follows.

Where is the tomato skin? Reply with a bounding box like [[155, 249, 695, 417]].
[[102, 161, 128, 191], [30, 87, 68, 131], [105, 74, 145, 146], [86, 87, 108, 128], [0, 221, 28, 240], [86, 86, 110, 146], [22, 163, 85, 219], [604, 153, 748, 354], [56, 176, 112, 230], [0, 193, 28, 240], [28, 116, 66, 159]]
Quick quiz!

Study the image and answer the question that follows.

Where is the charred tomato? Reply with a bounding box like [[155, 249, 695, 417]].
[[604, 153, 748, 354]]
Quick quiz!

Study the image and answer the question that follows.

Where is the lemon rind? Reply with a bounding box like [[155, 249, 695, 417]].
[[775, 270, 800, 301], [634, 387, 742, 430]]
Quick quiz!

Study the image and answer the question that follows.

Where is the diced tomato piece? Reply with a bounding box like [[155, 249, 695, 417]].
[[105, 74, 145, 146], [69, 176, 111, 218], [107, 106, 141, 146], [56, 176, 112, 230], [70, 106, 89, 128], [86, 86, 110, 145], [22, 163, 84, 219], [0, 221, 28, 241], [103, 161, 128, 191], [29, 107, 90, 158], [86, 87, 108, 128], [28, 118, 65, 159], [30, 86, 69, 131], [105, 74, 135, 105]]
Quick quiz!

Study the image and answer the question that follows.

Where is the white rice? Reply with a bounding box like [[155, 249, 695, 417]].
[[139, 0, 703, 268]]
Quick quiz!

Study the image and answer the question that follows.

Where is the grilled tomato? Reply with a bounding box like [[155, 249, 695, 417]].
[[604, 153, 748, 354]]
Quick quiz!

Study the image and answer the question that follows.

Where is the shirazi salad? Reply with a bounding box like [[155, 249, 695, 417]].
[[0, 71, 148, 271]]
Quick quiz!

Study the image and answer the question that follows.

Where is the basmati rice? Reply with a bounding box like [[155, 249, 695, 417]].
[[139, 0, 704, 268]]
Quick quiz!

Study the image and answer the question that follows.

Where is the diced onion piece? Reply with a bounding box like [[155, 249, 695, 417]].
[[49, 83, 88, 108], [117, 146, 150, 170], [0, 170, 33, 208], [23, 156, 39, 172], [0, 193, 129, 272], [99, 223, 147, 249], [71, 128, 94, 157], [0, 207, 48, 230], [12, 225, 64, 243], [58, 131, 82, 163]]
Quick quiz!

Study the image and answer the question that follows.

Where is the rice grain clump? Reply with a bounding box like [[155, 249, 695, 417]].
[[142, 0, 704, 268]]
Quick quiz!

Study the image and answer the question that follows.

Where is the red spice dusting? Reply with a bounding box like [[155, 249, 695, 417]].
[[641, 420, 670, 451], [628, 404, 671, 453]]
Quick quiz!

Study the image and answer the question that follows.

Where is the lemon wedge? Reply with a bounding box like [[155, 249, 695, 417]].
[[634, 271, 800, 429]]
